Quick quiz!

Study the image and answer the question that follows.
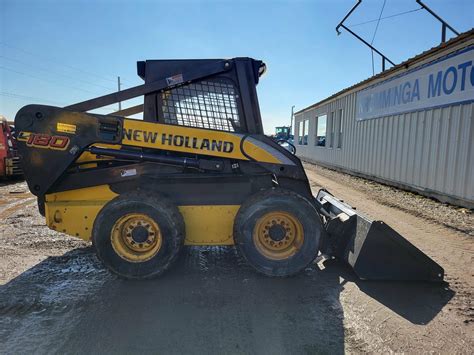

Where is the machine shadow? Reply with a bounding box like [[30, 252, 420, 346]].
[[322, 258, 455, 325], [0, 247, 454, 354], [0, 247, 345, 354], [62, 247, 347, 354]]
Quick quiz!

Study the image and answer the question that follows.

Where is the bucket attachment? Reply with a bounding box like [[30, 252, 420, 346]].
[[315, 190, 444, 282]]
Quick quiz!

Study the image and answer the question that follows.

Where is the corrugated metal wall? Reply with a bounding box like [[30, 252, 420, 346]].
[[295, 44, 474, 208]]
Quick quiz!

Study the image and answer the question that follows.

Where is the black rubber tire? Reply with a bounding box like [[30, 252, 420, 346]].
[[92, 191, 185, 279], [234, 188, 321, 277]]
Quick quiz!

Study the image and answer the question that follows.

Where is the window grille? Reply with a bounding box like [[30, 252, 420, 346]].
[[161, 79, 241, 132]]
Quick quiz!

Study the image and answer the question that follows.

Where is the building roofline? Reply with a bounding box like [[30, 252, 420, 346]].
[[295, 28, 474, 115]]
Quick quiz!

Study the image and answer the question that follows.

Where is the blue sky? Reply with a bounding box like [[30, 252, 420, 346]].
[[1, 0, 473, 133]]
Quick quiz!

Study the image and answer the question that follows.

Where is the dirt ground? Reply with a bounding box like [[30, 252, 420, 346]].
[[0, 164, 472, 354]]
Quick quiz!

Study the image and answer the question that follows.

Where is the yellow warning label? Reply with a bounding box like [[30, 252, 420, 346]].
[[57, 122, 77, 134]]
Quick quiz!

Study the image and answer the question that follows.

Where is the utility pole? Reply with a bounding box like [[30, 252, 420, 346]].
[[290, 105, 295, 135], [117, 76, 122, 111]]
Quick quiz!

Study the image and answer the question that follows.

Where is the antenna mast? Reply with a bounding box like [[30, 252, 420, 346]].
[[336, 0, 395, 72], [416, 0, 459, 43]]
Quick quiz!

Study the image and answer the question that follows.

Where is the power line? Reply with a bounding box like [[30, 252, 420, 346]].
[[0, 41, 120, 84], [371, 0, 387, 75], [371, 1, 387, 44], [0, 55, 115, 91], [348, 7, 423, 28], [0, 65, 103, 95], [0, 91, 116, 114], [0, 91, 66, 106]]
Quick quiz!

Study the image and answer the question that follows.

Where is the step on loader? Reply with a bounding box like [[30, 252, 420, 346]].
[[14, 58, 443, 280]]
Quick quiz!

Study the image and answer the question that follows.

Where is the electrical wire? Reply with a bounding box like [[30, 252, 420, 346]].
[[0, 91, 66, 105], [0, 91, 116, 115], [348, 7, 422, 28], [0, 41, 123, 84], [0, 65, 103, 95], [371, 0, 387, 75], [0, 55, 115, 91]]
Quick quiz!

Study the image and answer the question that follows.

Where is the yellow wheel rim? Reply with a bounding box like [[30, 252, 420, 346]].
[[253, 211, 304, 260], [110, 213, 162, 262]]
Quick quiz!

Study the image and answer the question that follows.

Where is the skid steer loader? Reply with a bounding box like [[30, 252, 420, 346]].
[[14, 58, 443, 281]]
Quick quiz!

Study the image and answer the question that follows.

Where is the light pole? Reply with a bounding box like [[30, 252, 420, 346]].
[[117, 76, 122, 111], [290, 105, 295, 135]]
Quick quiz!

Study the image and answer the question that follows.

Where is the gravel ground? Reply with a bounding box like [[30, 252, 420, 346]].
[[0, 170, 473, 354], [302, 162, 473, 236]]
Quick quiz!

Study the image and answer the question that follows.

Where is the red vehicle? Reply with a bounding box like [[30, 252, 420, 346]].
[[0, 116, 22, 179]]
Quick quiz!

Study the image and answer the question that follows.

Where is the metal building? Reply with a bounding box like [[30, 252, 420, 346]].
[[294, 29, 474, 208]]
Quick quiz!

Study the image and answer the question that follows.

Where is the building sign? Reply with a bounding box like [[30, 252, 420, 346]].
[[356, 46, 474, 120]]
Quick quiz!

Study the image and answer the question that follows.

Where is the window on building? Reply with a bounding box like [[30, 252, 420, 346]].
[[298, 121, 303, 145], [315, 114, 327, 147], [329, 112, 335, 148], [303, 119, 309, 145], [337, 109, 343, 148]]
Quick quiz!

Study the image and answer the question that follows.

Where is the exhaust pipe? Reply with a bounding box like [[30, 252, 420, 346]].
[[316, 190, 444, 282]]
